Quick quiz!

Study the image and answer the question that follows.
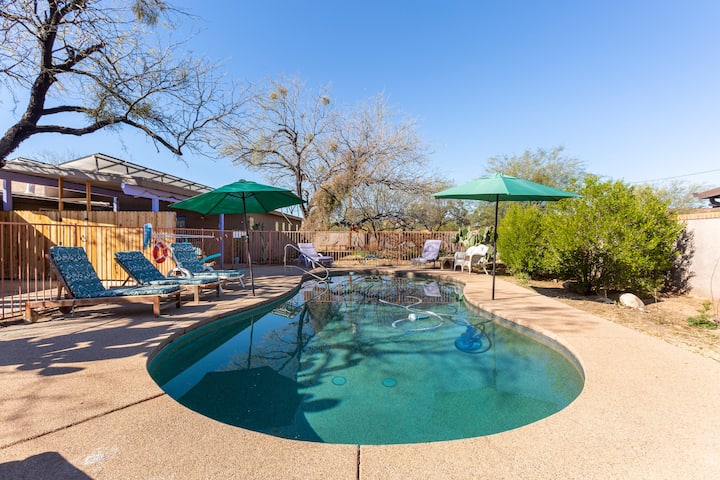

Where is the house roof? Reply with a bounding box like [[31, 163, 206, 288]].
[[2, 154, 212, 201], [2, 153, 303, 220], [694, 186, 720, 207], [695, 187, 720, 199], [5, 157, 126, 185], [60, 153, 212, 194]]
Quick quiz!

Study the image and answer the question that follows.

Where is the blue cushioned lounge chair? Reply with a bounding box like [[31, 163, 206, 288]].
[[114, 251, 222, 304], [25, 246, 182, 321], [170, 242, 246, 288]]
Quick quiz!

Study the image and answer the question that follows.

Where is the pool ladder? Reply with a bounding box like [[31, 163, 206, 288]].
[[283, 244, 330, 282]]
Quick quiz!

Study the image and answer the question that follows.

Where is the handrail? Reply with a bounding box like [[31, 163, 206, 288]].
[[283, 244, 330, 282]]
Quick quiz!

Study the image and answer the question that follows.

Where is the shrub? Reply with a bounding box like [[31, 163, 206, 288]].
[[497, 203, 546, 277], [542, 176, 684, 296]]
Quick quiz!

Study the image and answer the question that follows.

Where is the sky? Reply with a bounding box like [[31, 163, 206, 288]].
[[3, 0, 720, 191]]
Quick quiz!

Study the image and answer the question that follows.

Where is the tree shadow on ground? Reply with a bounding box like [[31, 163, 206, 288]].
[[0, 303, 216, 376], [0, 452, 94, 480]]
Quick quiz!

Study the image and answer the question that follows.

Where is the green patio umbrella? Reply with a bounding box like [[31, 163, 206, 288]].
[[433, 173, 580, 299], [170, 180, 304, 295]]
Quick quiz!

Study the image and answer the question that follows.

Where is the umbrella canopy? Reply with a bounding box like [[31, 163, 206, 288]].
[[170, 179, 305, 216], [434, 173, 580, 299], [170, 180, 304, 295]]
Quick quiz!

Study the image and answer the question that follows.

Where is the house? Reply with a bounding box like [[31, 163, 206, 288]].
[[0, 153, 302, 230]]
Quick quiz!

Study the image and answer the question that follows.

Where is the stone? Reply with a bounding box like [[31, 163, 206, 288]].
[[619, 293, 645, 310]]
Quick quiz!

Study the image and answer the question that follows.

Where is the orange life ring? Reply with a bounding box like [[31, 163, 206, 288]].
[[152, 241, 169, 263]]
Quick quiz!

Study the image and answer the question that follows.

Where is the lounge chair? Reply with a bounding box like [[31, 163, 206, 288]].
[[453, 244, 490, 274], [297, 243, 334, 268], [169, 242, 246, 288], [410, 239, 442, 267], [25, 246, 182, 322], [114, 251, 222, 304]]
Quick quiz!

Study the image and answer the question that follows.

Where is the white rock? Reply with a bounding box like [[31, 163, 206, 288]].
[[619, 293, 645, 310]]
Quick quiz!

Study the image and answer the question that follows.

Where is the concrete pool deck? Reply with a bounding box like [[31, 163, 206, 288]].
[[1, 266, 719, 479]]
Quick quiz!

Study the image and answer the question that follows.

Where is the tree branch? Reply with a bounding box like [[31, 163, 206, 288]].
[[0, 0, 244, 166]]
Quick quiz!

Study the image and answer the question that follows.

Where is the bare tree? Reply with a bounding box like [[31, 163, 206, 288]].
[[221, 79, 434, 228], [340, 179, 455, 232], [0, 0, 246, 167], [337, 184, 410, 231], [308, 93, 433, 229], [220, 77, 334, 218]]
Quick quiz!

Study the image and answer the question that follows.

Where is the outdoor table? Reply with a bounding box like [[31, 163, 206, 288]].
[[439, 255, 455, 270]]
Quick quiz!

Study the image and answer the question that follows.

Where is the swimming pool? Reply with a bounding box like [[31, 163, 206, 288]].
[[149, 274, 584, 445]]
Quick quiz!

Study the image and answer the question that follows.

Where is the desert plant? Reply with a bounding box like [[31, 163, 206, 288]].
[[687, 301, 718, 329]]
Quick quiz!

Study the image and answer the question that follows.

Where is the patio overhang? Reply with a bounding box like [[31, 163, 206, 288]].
[[694, 186, 720, 207]]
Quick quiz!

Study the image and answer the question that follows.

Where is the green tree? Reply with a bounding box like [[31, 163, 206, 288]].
[[650, 179, 708, 212], [468, 146, 586, 230], [485, 146, 586, 188], [543, 176, 684, 296]]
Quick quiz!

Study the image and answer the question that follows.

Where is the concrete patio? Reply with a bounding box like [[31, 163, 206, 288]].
[[1, 266, 719, 479]]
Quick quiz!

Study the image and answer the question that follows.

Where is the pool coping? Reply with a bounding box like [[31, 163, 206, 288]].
[[1, 266, 719, 479]]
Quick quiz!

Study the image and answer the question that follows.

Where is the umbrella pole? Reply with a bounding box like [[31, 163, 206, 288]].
[[492, 196, 498, 300], [243, 199, 256, 296]]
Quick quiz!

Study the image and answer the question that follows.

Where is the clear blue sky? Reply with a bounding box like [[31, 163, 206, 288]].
[[4, 0, 720, 190]]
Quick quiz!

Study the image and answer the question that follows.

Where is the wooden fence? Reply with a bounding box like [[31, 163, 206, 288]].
[[0, 210, 177, 228], [0, 210, 176, 280], [0, 215, 457, 320]]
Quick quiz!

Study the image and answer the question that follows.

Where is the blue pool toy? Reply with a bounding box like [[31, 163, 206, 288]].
[[455, 325, 487, 353]]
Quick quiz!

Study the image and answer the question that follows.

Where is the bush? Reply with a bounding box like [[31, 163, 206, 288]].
[[497, 203, 546, 277], [542, 176, 683, 296]]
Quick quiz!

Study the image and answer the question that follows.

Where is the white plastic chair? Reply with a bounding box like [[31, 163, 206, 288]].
[[454, 244, 490, 274]]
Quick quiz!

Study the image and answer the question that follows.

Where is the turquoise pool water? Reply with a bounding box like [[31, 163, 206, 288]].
[[148, 274, 584, 445]]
